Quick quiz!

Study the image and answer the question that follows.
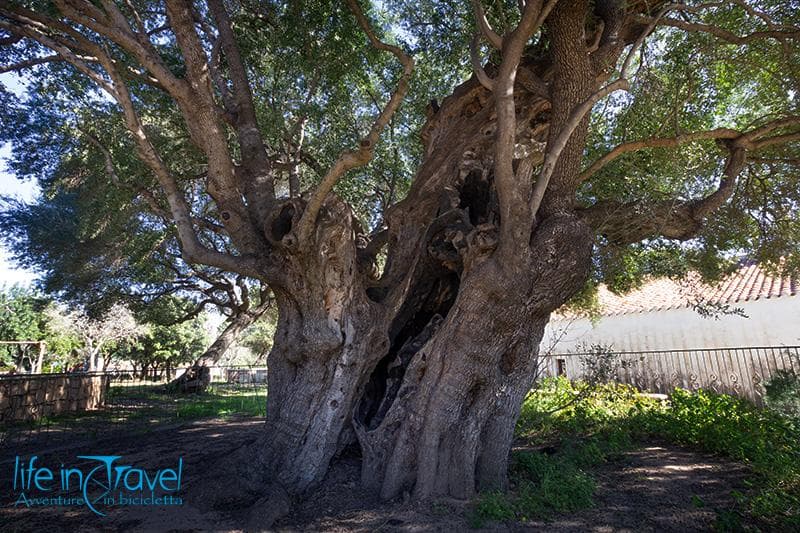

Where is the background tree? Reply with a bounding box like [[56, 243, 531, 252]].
[[120, 308, 208, 379], [0, 285, 50, 372], [64, 302, 143, 371], [238, 305, 279, 364], [39, 304, 82, 371], [0, 285, 79, 372], [1, 0, 798, 523]]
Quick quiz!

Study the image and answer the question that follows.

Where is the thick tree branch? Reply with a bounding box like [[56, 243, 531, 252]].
[[207, 0, 276, 219], [743, 116, 800, 141], [691, 144, 746, 219], [530, 2, 671, 219], [490, 0, 556, 256], [636, 3, 800, 45], [294, 0, 414, 249], [578, 128, 741, 181], [23, 0, 260, 254], [469, 33, 495, 91], [578, 113, 800, 245], [164, 0, 263, 254], [0, 20, 117, 95], [0, 54, 61, 73], [753, 132, 800, 149], [471, 0, 502, 49]]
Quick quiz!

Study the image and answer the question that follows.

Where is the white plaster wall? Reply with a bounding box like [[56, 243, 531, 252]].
[[543, 295, 800, 353]]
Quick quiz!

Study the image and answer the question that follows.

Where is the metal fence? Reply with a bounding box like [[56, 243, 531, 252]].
[[5, 346, 798, 451], [0, 366, 268, 451], [544, 345, 800, 404]]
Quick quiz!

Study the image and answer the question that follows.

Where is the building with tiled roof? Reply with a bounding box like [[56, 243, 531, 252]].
[[545, 262, 800, 353]]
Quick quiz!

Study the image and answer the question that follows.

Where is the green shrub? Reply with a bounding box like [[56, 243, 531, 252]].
[[469, 491, 515, 527], [512, 451, 595, 516], [505, 378, 800, 530], [765, 369, 800, 420]]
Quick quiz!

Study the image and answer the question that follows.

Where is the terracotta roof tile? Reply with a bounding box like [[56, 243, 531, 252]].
[[555, 261, 797, 319]]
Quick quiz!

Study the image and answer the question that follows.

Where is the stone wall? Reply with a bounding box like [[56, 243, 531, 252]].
[[0, 373, 110, 423]]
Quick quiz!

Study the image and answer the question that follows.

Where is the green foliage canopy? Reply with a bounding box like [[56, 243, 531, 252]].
[[0, 0, 798, 303]]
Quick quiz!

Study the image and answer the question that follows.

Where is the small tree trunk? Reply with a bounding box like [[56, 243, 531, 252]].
[[201, 306, 263, 363], [103, 351, 116, 372], [33, 342, 45, 373]]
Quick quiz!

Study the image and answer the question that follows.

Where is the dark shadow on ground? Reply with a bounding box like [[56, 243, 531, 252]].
[[0, 421, 749, 532]]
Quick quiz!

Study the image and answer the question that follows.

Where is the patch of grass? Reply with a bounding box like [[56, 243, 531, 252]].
[[640, 388, 800, 530], [514, 451, 595, 516], [765, 368, 800, 420], [502, 377, 800, 530], [2, 383, 267, 440], [469, 491, 515, 528], [174, 385, 265, 419], [106, 383, 267, 421], [469, 441, 599, 527]]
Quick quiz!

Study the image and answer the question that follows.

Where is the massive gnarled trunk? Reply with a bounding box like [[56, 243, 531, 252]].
[[251, 34, 595, 505]]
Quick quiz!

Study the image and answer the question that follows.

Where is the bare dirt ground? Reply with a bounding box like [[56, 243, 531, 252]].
[[1, 418, 750, 532]]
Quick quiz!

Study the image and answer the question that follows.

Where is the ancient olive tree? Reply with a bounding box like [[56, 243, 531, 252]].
[[1, 0, 798, 519]]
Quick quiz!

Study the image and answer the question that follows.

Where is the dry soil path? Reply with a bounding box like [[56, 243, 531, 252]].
[[1, 419, 749, 532]]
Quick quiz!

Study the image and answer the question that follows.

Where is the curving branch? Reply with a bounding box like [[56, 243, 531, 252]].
[[294, 0, 414, 249], [578, 150, 745, 244], [529, 77, 629, 216], [471, 0, 503, 49], [587, 19, 605, 52], [469, 33, 495, 91], [578, 128, 741, 182], [51, 0, 188, 97], [579, 116, 800, 182], [636, 2, 800, 46], [753, 132, 800, 149], [0, 54, 61, 73], [489, 0, 556, 256], [80, 128, 226, 236], [579, 115, 800, 244]]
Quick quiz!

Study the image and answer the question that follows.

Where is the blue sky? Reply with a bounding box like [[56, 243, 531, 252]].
[[1, 144, 40, 287], [1, 72, 40, 287]]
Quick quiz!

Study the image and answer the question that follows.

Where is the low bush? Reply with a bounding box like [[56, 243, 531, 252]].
[[765, 369, 800, 420]]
